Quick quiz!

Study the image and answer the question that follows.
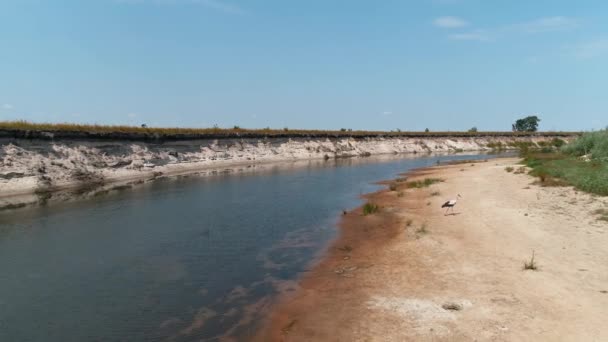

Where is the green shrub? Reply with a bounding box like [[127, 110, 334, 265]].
[[562, 130, 608, 160], [552, 138, 566, 148], [363, 202, 379, 215]]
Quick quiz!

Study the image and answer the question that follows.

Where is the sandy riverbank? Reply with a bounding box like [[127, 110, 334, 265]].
[[255, 157, 608, 341]]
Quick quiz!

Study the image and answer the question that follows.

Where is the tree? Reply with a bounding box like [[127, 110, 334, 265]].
[[512, 116, 541, 132], [468, 126, 478, 133]]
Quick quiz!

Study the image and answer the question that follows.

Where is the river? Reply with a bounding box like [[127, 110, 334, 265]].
[[0, 153, 495, 341]]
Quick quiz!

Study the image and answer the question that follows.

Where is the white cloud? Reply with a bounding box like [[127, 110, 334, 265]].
[[448, 30, 492, 42], [515, 16, 578, 33], [2, 104, 13, 110], [382, 111, 393, 116], [572, 38, 608, 59], [433, 16, 468, 29], [115, 0, 246, 14], [441, 16, 578, 43]]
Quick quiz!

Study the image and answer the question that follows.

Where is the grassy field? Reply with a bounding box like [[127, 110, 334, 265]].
[[523, 130, 608, 196], [0, 120, 579, 138]]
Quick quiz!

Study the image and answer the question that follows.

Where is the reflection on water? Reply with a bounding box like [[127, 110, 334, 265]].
[[0, 153, 495, 341]]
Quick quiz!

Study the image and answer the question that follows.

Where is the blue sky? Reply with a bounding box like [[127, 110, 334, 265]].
[[1, 0, 607, 131]]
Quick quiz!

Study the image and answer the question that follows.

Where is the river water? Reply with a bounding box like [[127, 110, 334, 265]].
[[0, 153, 494, 341]]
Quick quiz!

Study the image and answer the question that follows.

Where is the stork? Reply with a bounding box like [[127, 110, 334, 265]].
[[441, 194, 462, 215]]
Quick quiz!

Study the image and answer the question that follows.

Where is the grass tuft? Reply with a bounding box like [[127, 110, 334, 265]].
[[416, 223, 428, 235], [523, 250, 538, 271], [406, 178, 444, 189], [431, 191, 441, 196], [362, 202, 379, 216], [514, 166, 527, 174], [594, 208, 608, 222], [505, 166, 514, 173], [389, 183, 398, 191]]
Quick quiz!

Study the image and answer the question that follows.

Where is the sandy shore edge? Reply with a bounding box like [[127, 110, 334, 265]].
[[255, 157, 608, 341]]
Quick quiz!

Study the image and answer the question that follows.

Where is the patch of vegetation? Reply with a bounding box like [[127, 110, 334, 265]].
[[523, 152, 608, 195], [505, 166, 514, 173], [405, 219, 413, 227], [416, 223, 428, 235], [561, 129, 608, 160], [514, 166, 527, 174], [487, 142, 505, 151], [337, 245, 353, 252], [551, 138, 566, 148], [397, 191, 404, 197], [431, 191, 441, 196], [523, 250, 538, 271], [0, 120, 579, 138], [406, 178, 444, 189], [389, 183, 398, 191], [594, 208, 608, 222], [442, 302, 463, 311], [362, 202, 379, 215]]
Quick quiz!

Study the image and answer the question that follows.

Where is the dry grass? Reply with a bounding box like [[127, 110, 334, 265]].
[[416, 223, 428, 235], [0, 120, 579, 138], [523, 250, 538, 271], [594, 208, 608, 222], [514, 166, 527, 174], [505, 166, 514, 173], [430, 191, 441, 196]]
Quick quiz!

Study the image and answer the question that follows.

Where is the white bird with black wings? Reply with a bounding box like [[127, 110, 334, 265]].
[[441, 194, 462, 215]]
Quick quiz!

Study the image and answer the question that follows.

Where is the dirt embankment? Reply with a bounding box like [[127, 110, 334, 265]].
[[1, 136, 568, 204], [256, 158, 608, 341]]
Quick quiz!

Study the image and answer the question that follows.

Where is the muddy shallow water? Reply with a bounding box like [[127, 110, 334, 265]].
[[0, 153, 497, 341]]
